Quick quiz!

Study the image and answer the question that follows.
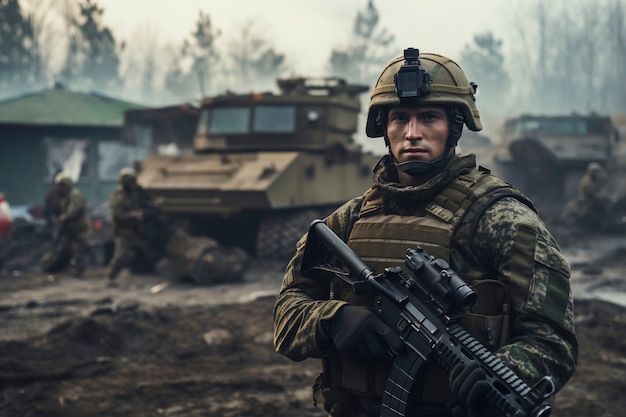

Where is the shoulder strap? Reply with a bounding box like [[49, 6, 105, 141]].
[[453, 168, 536, 265], [358, 187, 385, 217]]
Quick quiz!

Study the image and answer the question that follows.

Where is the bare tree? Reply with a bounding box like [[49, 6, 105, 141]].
[[58, 0, 122, 92], [504, 0, 550, 112], [188, 11, 221, 96], [327, 0, 396, 86], [21, 0, 57, 88], [506, 0, 626, 114], [223, 19, 288, 92], [460, 32, 510, 121], [57, 0, 80, 85], [117, 25, 162, 104], [603, 0, 626, 111], [0, 0, 37, 97], [162, 10, 221, 101]]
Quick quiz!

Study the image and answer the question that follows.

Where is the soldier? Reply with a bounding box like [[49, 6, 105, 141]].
[[273, 48, 577, 417], [42, 169, 64, 229], [54, 174, 91, 277], [105, 167, 161, 285], [576, 162, 609, 229]]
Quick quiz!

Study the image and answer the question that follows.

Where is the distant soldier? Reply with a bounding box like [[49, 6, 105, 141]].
[[54, 174, 91, 277], [106, 168, 162, 285], [577, 162, 610, 228], [42, 169, 64, 229]]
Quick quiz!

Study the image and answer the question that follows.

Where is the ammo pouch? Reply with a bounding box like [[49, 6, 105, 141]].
[[460, 279, 511, 351], [314, 351, 385, 417], [313, 372, 371, 417]]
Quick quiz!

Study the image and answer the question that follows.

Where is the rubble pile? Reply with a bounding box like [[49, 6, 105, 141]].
[[164, 227, 251, 285]]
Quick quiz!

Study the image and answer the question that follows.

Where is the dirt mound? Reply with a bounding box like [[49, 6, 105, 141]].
[[555, 299, 626, 417], [0, 295, 322, 417], [1, 287, 625, 417], [1, 215, 625, 417]]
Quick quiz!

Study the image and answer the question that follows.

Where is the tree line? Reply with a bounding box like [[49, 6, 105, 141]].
[[2, 0, 626, 125], [463, 0, 626, 123]]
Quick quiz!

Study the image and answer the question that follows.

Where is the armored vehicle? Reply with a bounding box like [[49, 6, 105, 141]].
[[490, 113, 620, 208], [136, 77, 381, 259]]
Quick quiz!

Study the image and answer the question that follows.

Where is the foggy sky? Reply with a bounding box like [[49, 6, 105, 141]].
[[99, 0, 508, 76]]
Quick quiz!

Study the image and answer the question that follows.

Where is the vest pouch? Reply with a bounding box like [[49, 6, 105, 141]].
[[312, 371, 349, 414], [460, 279, 511, 351], [313, 371, 375, 417]]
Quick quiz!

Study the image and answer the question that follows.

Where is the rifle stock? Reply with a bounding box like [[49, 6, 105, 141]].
[[301, 219, 555, 417]]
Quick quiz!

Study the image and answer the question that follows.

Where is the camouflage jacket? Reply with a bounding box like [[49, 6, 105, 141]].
[[578, 173, 606, 206], [274, 153, 578, 394], [57, 188, 90, 239], [109, 185, 153, 237]]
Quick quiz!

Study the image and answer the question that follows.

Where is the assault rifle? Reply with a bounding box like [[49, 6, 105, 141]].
[[301, 219, 555, 417]]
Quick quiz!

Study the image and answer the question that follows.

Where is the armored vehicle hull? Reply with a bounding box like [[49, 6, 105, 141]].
[[136, 77, 381, 259], [138, 150, 378, 258]]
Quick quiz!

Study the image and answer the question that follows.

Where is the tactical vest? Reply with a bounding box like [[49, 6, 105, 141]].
[[322, 167, 535, 414]]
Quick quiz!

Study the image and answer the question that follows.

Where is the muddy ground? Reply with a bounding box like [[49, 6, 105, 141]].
[[1, 224, 626, 417]]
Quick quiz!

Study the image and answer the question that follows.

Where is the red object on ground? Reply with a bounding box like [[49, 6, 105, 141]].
[[0, 193, 13, 238]]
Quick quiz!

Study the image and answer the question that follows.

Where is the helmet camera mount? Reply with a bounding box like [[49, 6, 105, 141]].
[[394, 48, 431, 102]]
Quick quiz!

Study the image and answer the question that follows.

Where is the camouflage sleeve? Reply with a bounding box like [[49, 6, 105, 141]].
[[273, 197, 363, 361], [60, 191, 86, 223], [579, 177, 595, 200], [110, 190, 137, 223], [471, 197, 578, 391]]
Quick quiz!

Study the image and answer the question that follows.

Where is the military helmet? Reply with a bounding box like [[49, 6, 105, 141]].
[[366, 49, 482, 138], [119, 167, 137, 185], [55, 173, 73, 189], [586, 162, 604, 174], [54, 171, 69, 183]]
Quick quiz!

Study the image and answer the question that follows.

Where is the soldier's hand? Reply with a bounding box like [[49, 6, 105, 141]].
[[324, 305, 403, 365], [449, 361, 498, 417]]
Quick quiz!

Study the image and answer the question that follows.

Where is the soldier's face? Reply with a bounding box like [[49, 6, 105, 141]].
[[386, 105, 450, 166]]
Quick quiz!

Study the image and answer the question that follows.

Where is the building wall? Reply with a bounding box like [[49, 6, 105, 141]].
[[0, 127, 46, 205], [0, 124, 135, 207]]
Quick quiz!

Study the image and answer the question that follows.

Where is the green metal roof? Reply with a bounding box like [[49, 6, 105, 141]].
[[0, 86, 146, 127]]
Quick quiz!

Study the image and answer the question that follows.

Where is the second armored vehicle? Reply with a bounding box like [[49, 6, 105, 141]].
[[489, 113, 620, 208]]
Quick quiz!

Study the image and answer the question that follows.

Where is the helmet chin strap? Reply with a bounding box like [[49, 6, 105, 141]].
[[383, 107, 464, 177], [394, 151, 455, 176]]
